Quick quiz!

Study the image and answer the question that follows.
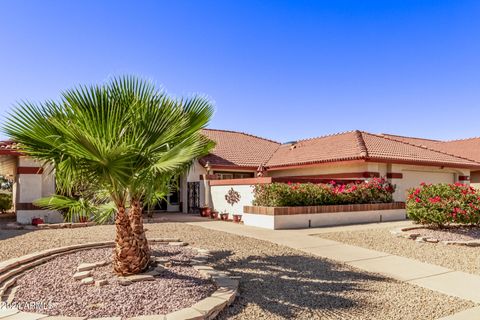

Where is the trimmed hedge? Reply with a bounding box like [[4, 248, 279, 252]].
[[0, 193, 12, 213], [406, 183, 480, 227], [252, 178, 395, 207]]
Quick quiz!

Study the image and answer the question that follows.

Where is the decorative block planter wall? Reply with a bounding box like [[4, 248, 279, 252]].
[[242, 202, 406, 229]]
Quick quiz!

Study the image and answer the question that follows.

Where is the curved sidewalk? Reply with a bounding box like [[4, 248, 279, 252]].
[[188, 219, 480, 320]]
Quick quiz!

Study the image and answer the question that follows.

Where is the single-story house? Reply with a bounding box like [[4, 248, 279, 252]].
[[2, 129, 480, 224]]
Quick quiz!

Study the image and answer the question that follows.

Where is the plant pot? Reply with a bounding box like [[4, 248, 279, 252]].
[[210, 211, 219, 219], [220, 213, 229, 221], [200, 207, 211, 217], [232, 214, 242, 223], [31, 217, 44, 226]]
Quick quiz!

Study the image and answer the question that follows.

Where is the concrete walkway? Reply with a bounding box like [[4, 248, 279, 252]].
[[187, 219, 480, 320]]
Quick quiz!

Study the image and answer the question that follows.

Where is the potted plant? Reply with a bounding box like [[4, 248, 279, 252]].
[[232, 214, 242, 223], [31, 217, 44, 226], [200, 205, 211, 217], [220, 211, 229, 221], [210, 209, 219, 219]]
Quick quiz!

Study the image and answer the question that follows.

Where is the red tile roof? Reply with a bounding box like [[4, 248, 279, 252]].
[[0, 141, 20, 155], [382, 134, 480, 165], [200, 129, 280, 168], [266, 131, 480, 169], [362, 132, 480, 168], [266, 131, 366, 167]]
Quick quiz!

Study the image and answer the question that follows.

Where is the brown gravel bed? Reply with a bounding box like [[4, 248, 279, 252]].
[[410, 226, 480, 242], [317, 227, 480, 276], [12, 244, 215, 318], [0, 222, 476, 319]]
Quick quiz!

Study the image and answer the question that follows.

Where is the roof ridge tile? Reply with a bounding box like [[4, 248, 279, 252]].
[[355, 130, 368, 158], [293, 130, 358, 143], [202, 128, 280, 145]]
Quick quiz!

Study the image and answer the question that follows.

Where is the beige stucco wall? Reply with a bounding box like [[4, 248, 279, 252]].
[[267, 162, 371, 177], [470, 171, 480, 189], [16, 157, 63, 224], [210, 184, 255, 219], [389, 164, 468, 201]]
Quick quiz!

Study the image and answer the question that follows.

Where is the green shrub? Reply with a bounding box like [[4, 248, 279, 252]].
[[406, 183, 480, 227], [0, 193, 12, 213], [252, 178, 395, 207]]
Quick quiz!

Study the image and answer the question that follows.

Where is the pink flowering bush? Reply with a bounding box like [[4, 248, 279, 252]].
[[406, 183, 480, 227], [252, 178, 395, 207]]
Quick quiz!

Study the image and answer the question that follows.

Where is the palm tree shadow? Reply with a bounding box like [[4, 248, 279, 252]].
[[209, 249, 391, 319]]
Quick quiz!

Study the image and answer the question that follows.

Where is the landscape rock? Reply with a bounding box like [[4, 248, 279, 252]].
[[119, 274, 154, 283], [73, 270, 92, 280], [81, 277, 94, 285], [77, 263, 97, 272], [95, 279, 108, 287], [168, 242, 187, 247]]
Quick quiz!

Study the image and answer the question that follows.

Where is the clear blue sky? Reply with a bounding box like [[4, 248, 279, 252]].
[[1, 0, 479, 142]]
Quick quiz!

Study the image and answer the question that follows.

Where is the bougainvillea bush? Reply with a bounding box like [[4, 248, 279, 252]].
[[252, 178, 395, 207], [406, 183, 480, 227]]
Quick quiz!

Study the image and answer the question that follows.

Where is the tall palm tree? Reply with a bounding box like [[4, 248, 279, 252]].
[[4, 76, 214, 275]]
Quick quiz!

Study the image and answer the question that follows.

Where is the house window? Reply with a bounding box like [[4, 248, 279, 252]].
[[214, 171, 254, 179]]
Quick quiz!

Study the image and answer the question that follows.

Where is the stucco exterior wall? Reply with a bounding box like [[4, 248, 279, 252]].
[[16, 157, 62, 224], [243, 209, 406, 230], [470, 171, 480, 189], [210, 184, 254, 219], [267, 162, 370, 177], [389, 164, 469, 201]]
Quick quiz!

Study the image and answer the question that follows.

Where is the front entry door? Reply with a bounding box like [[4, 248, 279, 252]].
[[187, 181, 200, 214]]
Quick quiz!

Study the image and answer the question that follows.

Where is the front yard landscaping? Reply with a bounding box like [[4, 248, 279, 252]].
[[0, 222, 475, 319], [317, 224, 480, 276]]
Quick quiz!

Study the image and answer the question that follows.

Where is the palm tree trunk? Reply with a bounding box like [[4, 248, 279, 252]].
[[129, 199, 151, 266], [113, 205, 150, 275]]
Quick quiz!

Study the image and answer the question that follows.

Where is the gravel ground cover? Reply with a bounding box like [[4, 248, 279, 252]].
[[410, 226, 480, 242], [317, 227, 480, 275], [12, 244, 215, 318], [0, 221, 476, 319]]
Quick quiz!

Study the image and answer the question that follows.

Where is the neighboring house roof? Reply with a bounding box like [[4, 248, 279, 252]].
[[200, 129, 281, 168], [266, 130, 480, 169]]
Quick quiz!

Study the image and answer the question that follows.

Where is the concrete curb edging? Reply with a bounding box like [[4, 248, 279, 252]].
[[390, 226, 480, 246], [0, 239, 238, 320]]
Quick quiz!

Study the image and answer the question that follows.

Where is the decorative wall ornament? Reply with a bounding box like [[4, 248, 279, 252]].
[[225, 188, 241, 206]]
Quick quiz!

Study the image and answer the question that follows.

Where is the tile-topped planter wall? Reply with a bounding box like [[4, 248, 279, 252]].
[[243, 202, 406, 229]]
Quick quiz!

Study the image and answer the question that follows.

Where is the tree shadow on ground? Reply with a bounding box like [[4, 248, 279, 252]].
[[210, 249, 391, 319], [0, 228, 33, 241]]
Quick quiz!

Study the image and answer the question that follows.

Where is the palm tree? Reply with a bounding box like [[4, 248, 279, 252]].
[[4, 76, 215, 275]]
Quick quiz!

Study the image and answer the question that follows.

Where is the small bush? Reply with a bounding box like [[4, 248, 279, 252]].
[[0, 193, 12, 213], [252, 178, 395, 207], [406, 183, 480, 227]]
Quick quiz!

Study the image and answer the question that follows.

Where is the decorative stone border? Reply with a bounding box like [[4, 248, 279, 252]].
[[0, 239, 238, 320], [3, 221, 98, 230], [390, 226, 480, 247]]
